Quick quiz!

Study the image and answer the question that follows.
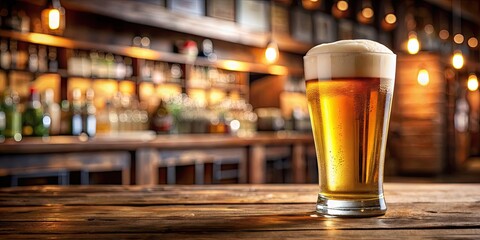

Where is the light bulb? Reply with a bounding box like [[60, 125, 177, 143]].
[[361, 7, 374, 19], [385, 13, 396, 24], [265, 41, 279, 63], [468, 37, 478, 48], [48, 9, 60, 30], [453, 34, 464, 44], [407, 34, 420, 54], [452, 51, 464, 69], [337, 0, 348, 11], [417, 69, 429, 86], [439, 30, 449, 40], [468, 74, 479, 91]]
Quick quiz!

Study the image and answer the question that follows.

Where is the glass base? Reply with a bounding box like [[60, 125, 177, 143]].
[[316, 194, 386, 217]]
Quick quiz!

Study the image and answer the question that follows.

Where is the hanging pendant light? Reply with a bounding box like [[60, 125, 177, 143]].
[[452, 50, 464, 69], [357, 0, 374, 24], [265, 40, 279, 64], [332, 0, 349, 19], [467, 73, 479, 91], [41, 0, 65, 35], [407, 32, 420, 54]]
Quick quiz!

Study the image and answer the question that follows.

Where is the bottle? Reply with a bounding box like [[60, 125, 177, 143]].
[[79, 51, 91, 78], [9, 40, 17, 69], [105, 53, 115, 79], [97, 52, 108, 78], [43, 89, 60, 135], [82, 88, 96, 137], [18, 10, 29, 32], [96, 99, 117, 134], [23, 88, 49, 137], [70, 88, 83, 136], [124, 57, 133, 80], [0, 39, 10, 69], [67, 50, 80, 76], [48, 47, 58, 72], [3, 88, 21, 141], [37, 45, 48, 73], [150, 99, 172, 134], [6, 5, 20, 31], [0, 92, 5, 141], [115, 55, 126, 80], [28, 45, 39, 72], [59, 99, 71, 135]]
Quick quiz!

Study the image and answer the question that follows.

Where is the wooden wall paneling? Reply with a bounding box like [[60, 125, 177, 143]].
[[392, 53, 447, 175]]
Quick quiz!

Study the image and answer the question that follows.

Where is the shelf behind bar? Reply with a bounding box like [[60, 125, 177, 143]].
[[60, 0, 313, 54], [0, 30, 299, 76]]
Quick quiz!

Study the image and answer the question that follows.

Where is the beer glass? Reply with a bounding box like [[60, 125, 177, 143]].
[[304, 40, 396, 217]]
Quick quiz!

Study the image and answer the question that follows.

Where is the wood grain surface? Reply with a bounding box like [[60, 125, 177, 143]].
[[0, 183, 479, 238], [0, 133, 313, 154]]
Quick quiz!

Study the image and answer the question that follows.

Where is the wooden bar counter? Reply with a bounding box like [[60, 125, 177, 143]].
[[0, 183, 479, 238], [0, 133, 315, 185]]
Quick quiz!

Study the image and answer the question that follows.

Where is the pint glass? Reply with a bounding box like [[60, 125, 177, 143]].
[[304, 40, 396, 217]]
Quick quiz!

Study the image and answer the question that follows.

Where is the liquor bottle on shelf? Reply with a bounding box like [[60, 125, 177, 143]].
[[96, 99, 118, 134], [43, 88, 60, 135], [5, 5, 20, 31], [82, 88, 96, 137], [0, 92, 5, 141], [18, 10, 29, 32], [2, 88, 21, 141], [105, 53, 115, 79], [37, 45, 48, 73], [28, 45, 39, 73], [67, 50, 81, 76], [97, 51, 108, 78], [70, 88, 83, 136], [117, 94, 133, 131], [48, 47, 58, 72], [22, 88, 49, 137], [150, 99, 172, 134], [124, 57, 133, 80], [9, 40, 17, 69], [0, 39, 11, 70], [79, 50, 91, 78], [115, 55, 126, 80], [59, 98, 71, 135]]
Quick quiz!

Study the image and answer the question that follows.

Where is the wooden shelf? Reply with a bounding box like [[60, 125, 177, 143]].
[[61, 0, 313, 54], [0, 30, 300, 76]]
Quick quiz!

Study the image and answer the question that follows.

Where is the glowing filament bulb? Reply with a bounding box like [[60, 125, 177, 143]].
[[48, 8, 60, 30], [468, 74, 479, 91], [265, 41, 279, 63], [337, 0, 348, 11], [407, 34, 420, 54], [361, 7, 374, 19], [385, 13, 396, 24], [452, 51, 464, 69], [417, 69, 429, 86]]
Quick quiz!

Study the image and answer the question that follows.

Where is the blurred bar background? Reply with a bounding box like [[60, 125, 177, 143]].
[[0, 0, 479, 186]]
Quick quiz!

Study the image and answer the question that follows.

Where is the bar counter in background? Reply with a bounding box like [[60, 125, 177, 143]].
[[0, 132, 317, 186]]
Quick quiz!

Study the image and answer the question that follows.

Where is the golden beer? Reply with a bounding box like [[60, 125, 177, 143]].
[[304, 40, 396, 217], [306, 77, 393, 199]]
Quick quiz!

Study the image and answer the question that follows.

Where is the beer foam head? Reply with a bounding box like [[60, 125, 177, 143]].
[[304, 40, 396, 80]]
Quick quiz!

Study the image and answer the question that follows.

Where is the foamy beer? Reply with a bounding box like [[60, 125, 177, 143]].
[[304, 40, 396, 217]]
